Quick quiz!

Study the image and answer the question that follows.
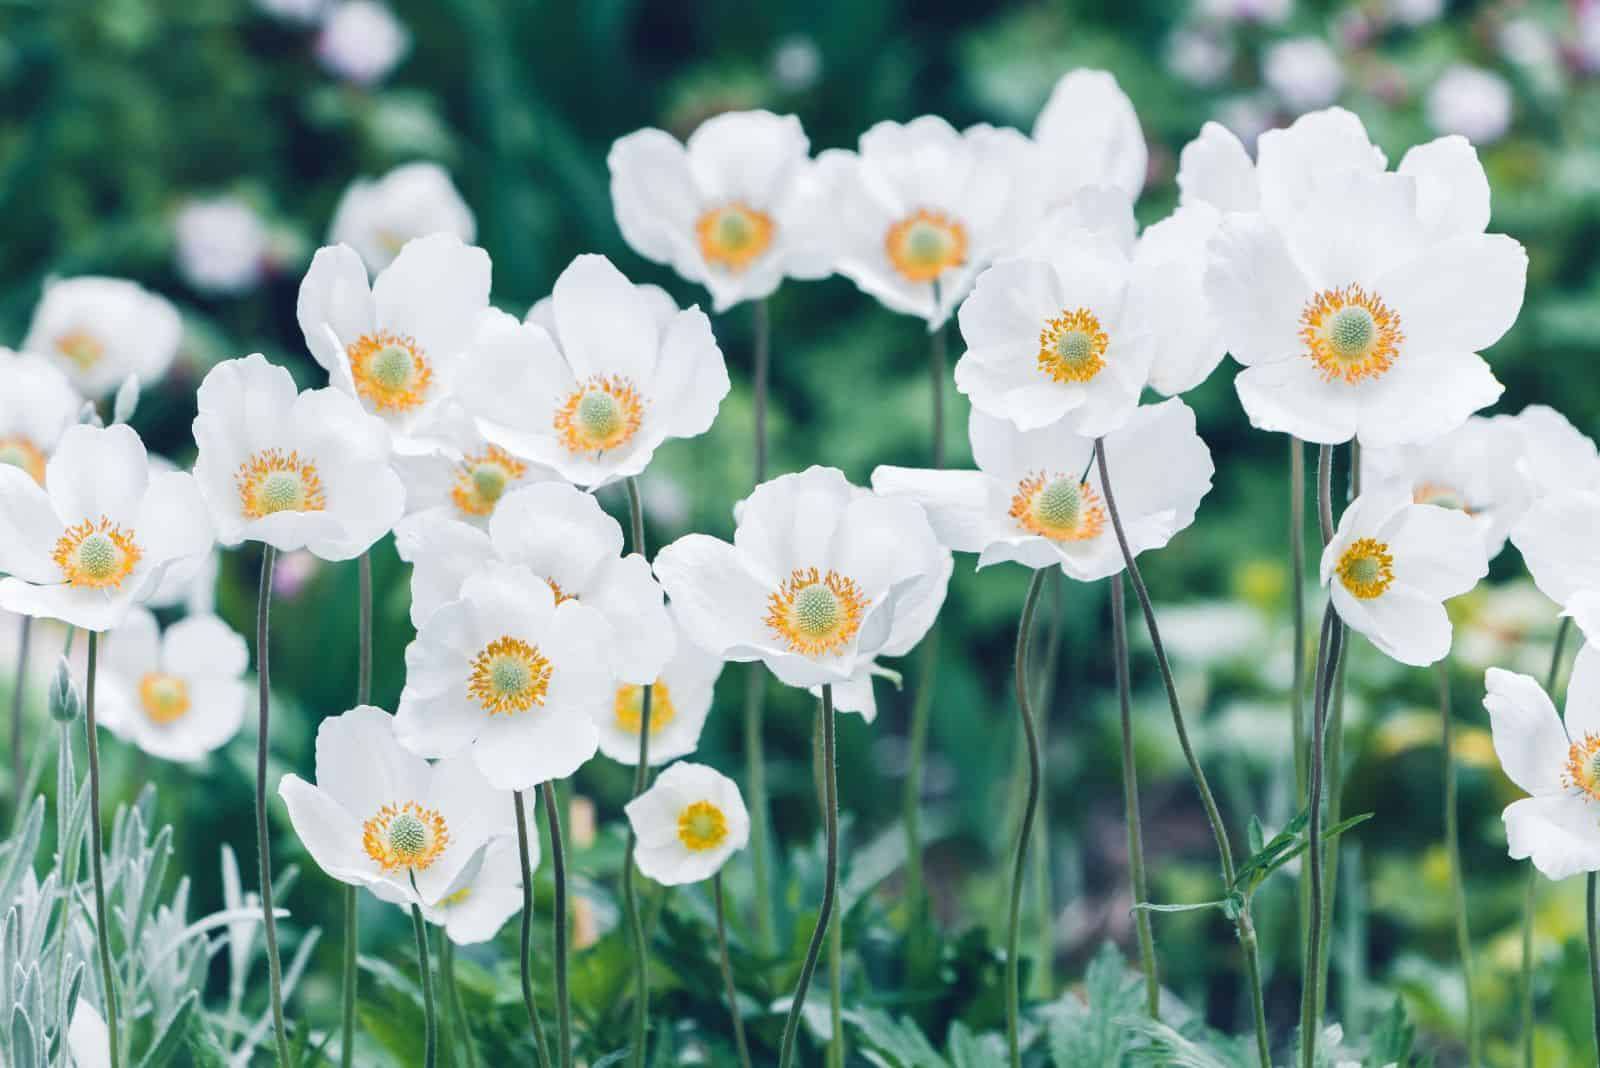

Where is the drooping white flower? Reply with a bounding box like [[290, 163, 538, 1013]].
[[1319, 481, 1488, 666], [315, 0, 409, 86], [23, 276, 183, 398], [395, 564, 612, 791], [191, 354, 404, 561], [174, 195, 269, 296], [1030, 69, 1147, 209], [1426, 65, 1514, 145], [592, 616, 723, 766], [392, 403, 559, 528], [1484, 644, 1600, 879], [297, 233, 491, 448], [1263, 38, 1345, 112], [455, 255, 730, 489], [872, 398, 1212, 582], [0, 349, 81, 486], [653, 466, 948, 690], [408, 837, 525, 946], [608, 110, 832, 312], [97, 607, 247, 763], [624, 761, 749, 886], [328, 161, 476, 274], [0, 425, 212, 632], [279, 705, 514, 906]]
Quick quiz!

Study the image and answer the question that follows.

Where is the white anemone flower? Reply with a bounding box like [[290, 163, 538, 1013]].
[[97, 607, 247, 763], [810, 116, 1036, 328], [1319, 480, 1488, 666], [315, 0, 409, 86], [1483, 644, 1600, 879], [406, 837, 525, 946], [24, 276, 182, 398], [608, 110, 832, 312], [1030, 69, 1147, 208], [1426, 66, 1513, 146], [1510, 405, 1600, 498], [653, 466, 947, 690], [0, 425, 212, 632], [192, 354, 404, 561], [279, 705, 514, 906], [174, 195, 268, 296], [872, 398, 1212, 582], [592, 616, 723, 766], [328, 161, 476, 274], [393, 403, 559, 528], [394, 481, 674, 683], [454, 255, 729, 489], [0, 349, 81, 486], [1263, 37, 1344, 112], [624, 761, 749, 886], [395, 564, 612, 791], [297, 233, 491, 449]]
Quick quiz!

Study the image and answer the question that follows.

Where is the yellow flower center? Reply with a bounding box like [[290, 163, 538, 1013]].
[[139, 672, 190, 725], [0, 435, 47, 485], [885, 209, 967, 284], [1413, 482, 1472, 513], [237, 449, 327, 519], [347, 330, 433, 412], [1037, 308, 1110, 384], [614, 681, 676, 736], [450, 445, 527, 518], [362, 801, 450, 873], [1565, 735, 1600, 801], [555, 375, 646, 455], [55, 329, 105, 370], [1010, 474, 1106, 542], [467, 635, 552, 715], [766, 567, 866, 658], [1335, 537, 1395, 599], [1300, 285, 1404, 384], [53, 517, 142, 589], [676, 800, 729, 852], [696, 203, 776, 272]]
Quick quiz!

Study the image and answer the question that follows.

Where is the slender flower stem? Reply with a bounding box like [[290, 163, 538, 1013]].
[[341, 551, 373, 1068], [1112, 575, 1158, 1015], [513, 791, 553, 1068], [1290, 438, 1307, 793], [746, 299, 775, 951], [1437, 663, 1480, 1066], [1589, 873, 1600, 1062], [255, 548, 291, 1068], [439, 933, 476, 1068], [10, 615, 31, 816], [623, 476, 655, 1068], [55, 716, 85, 1063], [409, 895, 438, 1068], [543, 783, 573, 1068], [713, 873, 754, 1068], [1522, 618, 1573, 1067], [829, 897, 845, 1068], [778, 684, 839, 1068], [1004, 571, 1047, 1068], [1095, 439, 1268, 1068], [1029, 571, 1064, 1000], [83, 632, 122, 1068]]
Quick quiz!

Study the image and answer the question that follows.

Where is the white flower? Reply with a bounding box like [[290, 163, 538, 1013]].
[[1426, 65, 1514, 145], [608, 110, 832, 312], [624, 761, 749, 885], [1030, 69, 1147, 208], [0, 425, 212, 632], [328, 162, 476, 274], [772, 36, 822, 91], [1168, 28, 1236, 88], [872, 398, 1212, 582], [592, 617, 723, 766], [810, 116, 1037, 328], [297, 233, 491, 448], [23, 276, 182, 398], [1512, 491, 1600, 647], [413, 837, 525, 946], [393, 403, 559, 528], [1319, 481, 1487, 666], [0, 349, 81, 486], [97, 607, 247, 763], [191, 354, 404, 561], [1199, 0, 1289, 21], [174, 195, 268, 295], [279, 705, 514, 906], [1512, 405, 1600, 497], [395, 563, 612, 791], [144, 546, 220, 616], [394, 481, 674, 683], [316, 1, 409, 86], [1484, 644, 1600, 879], [1263, 38, 1344, 113], [455, 255, 730, 489], [654, 466, 951, 690]]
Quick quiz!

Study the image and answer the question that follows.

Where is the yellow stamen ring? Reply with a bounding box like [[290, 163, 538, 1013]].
[[676, 800, 729, 852], [467, 635, 552, 715], [450, 445, 527, 518], [138, 673, 190, 725], [885, 209, 967, 284], [614, 681, 675, 736], [347, 330, 433, 412], [1010, 474, 1106, 542], [554, 375, 646, 455], [0, 435, 48, 485], [1335, 537, 1395, 600], [696, 203, 776, 272], [362, 801, 450, 873], [1037, 307, 1110, 384], [53, 517, 142, 589], [766, 567, 866, 658], [1300, 285, 1404, 384], [237, 449, 327, 519]]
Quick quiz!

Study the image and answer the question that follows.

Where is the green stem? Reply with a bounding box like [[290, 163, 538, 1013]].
[[409, 894, 437, 1068], [903, 623, 936, 938], [1524, 617, 1572, 1068], [1112, 575, 1159, 1015], [1438, 663, 1479, 1067], [623, 476, 655, 1068], [443, 934, 478, 1068], [255, 548, 291, 1067], [513, 791, 553, 1068], [55, 717, 84, 1065], [1005, 571, 1047, 1068], [829, 901, 844, 1068], [746, 299, 775, 952], [342, 551, 373, 1068], [1589, 873, 1600, 1062], [543, 783, 572, 1068], [713, 873, 754, 1068], [10, 615, 30, 817], [1028, 572, 1064, 1000], [1290, 438, 1307, 793], [777, 684, 839, 1068], [84, 632, 122, 1068]]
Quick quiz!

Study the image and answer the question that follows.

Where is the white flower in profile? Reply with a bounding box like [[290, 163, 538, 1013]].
[[1426, 65, 1513, 146], [174, 195, 268, 296], [810, 116, 1036, 328], [653, 466, 947, 689], [872, 398, 1212, 582], [608, 110, 831, 313], [395, 481, 674, 683], [24, 276, 183, 398], [1484, 643, 1600, 879], [297, 233, 491, 449], [395, 564, 612, 791], [393, 404, 559, 529], [316, 0, 409, 86], [455, 255, 729, 489], [96, 607, 247, 763], [409, 837, 525, 945], [1510, 405, 1600, 498], [279, 705, 514, 905], [1320, 480, 1488, 666], [624, 761, 749, 886], [1263, 37, 1345, 112], [191, 354, 403, 561], [0, 349, 81, 486], [329, 162, 476, 274], [0, 425, 212, 632], [1513, 491, 1600, 647], [592, 617, 723, 766], [1030, 69, 1147, 209]]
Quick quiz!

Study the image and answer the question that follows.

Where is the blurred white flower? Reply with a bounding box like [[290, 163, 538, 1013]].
[[624, 762, 750, 885], [254, 0, 327, 20], [392, 403, 559, 528], [1199, 0, 1290, 21], [1425, 65, 1513, 145], [0, 349, 81, 486], [772, 36, 822, 92], [1386, 0, 1442, 26], [1263, 37, 1344, 112], [68, 997, 110, 1068], [328, 161, 476, 274], [174, 195, 268, 296], [1513, 491, 1600, 646], [97, 607, 248, 763], [1214, 94, 1276, 148], [1511, 405, 1600, 498], [316, 1, 410, 86], [1499, 18, 1558, 69], [23, 276, 182, 398], [1168, 27, 1235, 88]]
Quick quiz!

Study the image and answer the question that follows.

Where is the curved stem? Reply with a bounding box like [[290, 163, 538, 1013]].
[[1005, 571, 1047, 1068], [409, 896, 437, 1068], [713, 873, 753, 1068], [1239, 908, 1271, 1068], [84, 632, 122, 1068], [1112, 575, 1158, 1015], [10, 615, 31, 816], [255, 548, 291, 1067], [543, 783, 572, 1068], [1589, 873, 1600, 1062], [341, 551, 373, 1068], [1524, 617, 1573, 1068], [513, 791, 553, 1068], [623, 476, 655, 1068], [777, 684, 839, 1068], [1029, 572, 1064, 1000], [1316, 443, 1357, 1018], [746, 300, 775, 952]]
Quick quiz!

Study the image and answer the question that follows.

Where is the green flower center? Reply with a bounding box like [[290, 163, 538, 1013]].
[[491, 656, 533, 698], [76, 533, 118, 580], [1327, 307, 1375, 360], [1035, 479, 1082, 530], [370, 344, 417, 390], [904, 222, 952, 266], [387, 812, 427, 857], [577, 390, 622, 440], [791, 583, 842, 637], [259, 471, 306, 514], [471, 463, 509, 504], [1055, 331, 1096, 372]]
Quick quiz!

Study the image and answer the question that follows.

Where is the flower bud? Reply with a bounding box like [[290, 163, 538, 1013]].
[[112, 373, 140, 425], [77, 401, 103, 428], [48, 656, 81, 723]]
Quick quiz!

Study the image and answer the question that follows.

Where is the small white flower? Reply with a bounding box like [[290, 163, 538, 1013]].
[[0, 349, 81, 487], [174, 195, 268, 295], [395, 563, 613, 791], [1426, 65, 1514, 145], [279, 705, 514, 905], [772, 36, 822, 92], [455, 255, 730, 489], [191, 354, 404, 561], [592, 617, 723, 766], [0, 425, 212, 632], [316, 0, 409, 86], [1030, 69, 1147, 208], [1199, 0, 1290, 21], [412, 837, 525, 946], [392, 403, 559, 528], [97, 607, 247, 763], [1320, 481, 1487, 666], [624, 761, 749, 886], [328, 162, 476, 274], [1168, 28, 1236, 88], [24, 276, 182, 398], [1484, 644, 1600, 879], [1263, 37, 1345, 113]]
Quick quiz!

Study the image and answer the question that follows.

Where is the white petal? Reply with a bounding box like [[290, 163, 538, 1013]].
[[1176, 122, 1257, 213], [1331, 582, 1452, 667], [0, 467, 64, 583], [1397, 136, 1490, 239], [488, 481, 623, 592], [161, 613, 248, 679], [646, 307, 730, 443], [585, 555, 675, 684], [314, 705, 432, 822], [47, 424, 148, 528], [278, 775, 376, 888], [550, 255, 659, 383], [393, 512, 494, 628], [1233, 359, 1360, 444], [1483, 667, 1569, 796], [1378, 234, 1526, 357], [372, 233, 492, 360], [869, 466, 1004, 556], [1563, 643, 1600, 740], [296, 244, 375, 375], [607, 128, 705, 280], [1031, 69, 1147, 202], [1512, 492, 1600, 604], [1204, 213, 1314, 368], [652, 535, 771, 661], [1504, 794, 1600, 881]]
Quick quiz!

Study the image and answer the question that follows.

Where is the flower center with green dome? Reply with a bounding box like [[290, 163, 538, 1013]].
[[1037, 308, 1110, 384], [139, 673, 190, 725], [615, 681, 676, 736], [363, 801, 450, 872], [53, 518, 142, 589], [1301, 285, 1403, 384], [696, 203, 775, 272], [468, 635, 553, 715], [766, 567, 866, 658], [348, 330, 433, 412], [555, 375, 645, 454], [451, 445, 527, 518], [676, 800, 729, 851], [237, 449, 326, 519], [1010, 473, 1106, 542], [1335, 537, 1394, 599], [885, 209, 967, 284]]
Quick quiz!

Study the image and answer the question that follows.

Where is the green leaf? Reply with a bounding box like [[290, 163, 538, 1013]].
[[851, 1009, 948, 1067], [946, 1021, 1003, 1068], [136, 991, 197, 1068], [1047, 943, 1145, 1068]]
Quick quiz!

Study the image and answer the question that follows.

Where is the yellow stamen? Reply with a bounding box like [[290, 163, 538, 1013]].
[[545, 579, 578, 606], [347, 330, 433, 412], [1565, 735, 1600, 801], [885, 209, 967, 284], [766, 567, 866, 658], [362, 801, 450, 873], [138, 673, 190, 725], [1300, 285, 1404, 384], [554, 375, 646, 455], [450, 445, 526, 518], [55, 329, 105, 371], [1037, 307, 1110, 384], [1335, 537, 1395, 599], [0, 435, 47, 485], [696, 203, 775, 272], [236, 449, 326, 519], [53, 517, 141, 589], [1009, 474, 1106, 542], [676, 800, 729, 852], [467, 635, 552, 715], [614, 681, 676, 736]]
